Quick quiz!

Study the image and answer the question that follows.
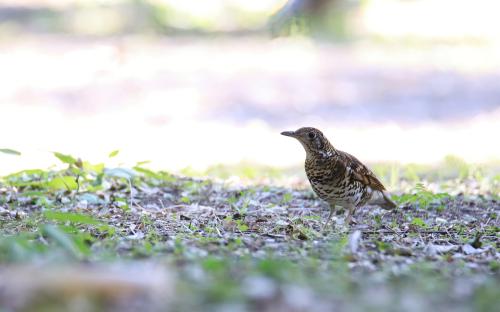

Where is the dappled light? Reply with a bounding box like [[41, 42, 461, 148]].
[[0, 1, 499, 311]]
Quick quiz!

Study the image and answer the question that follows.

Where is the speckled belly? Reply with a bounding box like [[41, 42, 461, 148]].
[[307, 172, 371, 207]]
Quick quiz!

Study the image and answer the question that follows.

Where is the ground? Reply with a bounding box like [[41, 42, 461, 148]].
[[0, 157, 498, 311]]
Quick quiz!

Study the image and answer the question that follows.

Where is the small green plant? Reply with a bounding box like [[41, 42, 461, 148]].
[[281, 192, 293, 204], [236, 220, 249, 232], [395, 183, 450, 210], [410, 217, 427, 228]]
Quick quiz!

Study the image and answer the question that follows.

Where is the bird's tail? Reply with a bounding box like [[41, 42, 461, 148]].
[[381, 192, 397, 210], [370, 191, 397, 210]]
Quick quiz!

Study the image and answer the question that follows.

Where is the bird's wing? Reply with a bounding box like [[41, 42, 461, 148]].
[[336, 150, 386, 191]]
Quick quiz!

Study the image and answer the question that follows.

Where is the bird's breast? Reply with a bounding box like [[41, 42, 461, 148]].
[[306, 159, 344, 195]]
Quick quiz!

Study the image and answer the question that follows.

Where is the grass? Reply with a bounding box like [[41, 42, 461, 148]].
[[0, 151, 499, 311]]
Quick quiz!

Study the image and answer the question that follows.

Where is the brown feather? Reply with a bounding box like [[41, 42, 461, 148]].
[[336, 150, 386, 191]]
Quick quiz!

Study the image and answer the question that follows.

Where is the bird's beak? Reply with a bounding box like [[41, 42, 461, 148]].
[[281, 131, 296, 137]]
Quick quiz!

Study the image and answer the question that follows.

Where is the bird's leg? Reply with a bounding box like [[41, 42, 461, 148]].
[[345, 204, 356, 225], [322, 205, 336, 231]]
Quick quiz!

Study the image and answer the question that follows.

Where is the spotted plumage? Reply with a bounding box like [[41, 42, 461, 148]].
[[281, 127, 396, 229]]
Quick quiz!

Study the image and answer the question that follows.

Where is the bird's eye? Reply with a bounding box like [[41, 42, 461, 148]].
[[308, 132, 316, 139]]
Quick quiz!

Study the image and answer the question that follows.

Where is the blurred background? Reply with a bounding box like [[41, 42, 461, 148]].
[[1, 0, 499, 176]]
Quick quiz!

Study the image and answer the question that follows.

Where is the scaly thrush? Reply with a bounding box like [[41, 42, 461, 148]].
[[282, 127, 396, 229]]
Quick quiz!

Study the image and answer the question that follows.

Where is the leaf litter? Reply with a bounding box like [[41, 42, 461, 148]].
[[0, 165, 499, 311]]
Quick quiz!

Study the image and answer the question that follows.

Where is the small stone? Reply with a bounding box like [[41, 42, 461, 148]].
[[425, 244, 458, 257], [435, 217, 447, 224], [242, 276, 277, 300], [282, 285, 314, 309], [61, 197, 71, 204], [348, 230, 362, 254], [462, 244, 488, 255]]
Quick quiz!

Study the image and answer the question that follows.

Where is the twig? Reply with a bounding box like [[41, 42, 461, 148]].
[[286, 208, 322, 211], [127, 178, 134, 209], [359, 230, 457, 235], [263, 233, 286, 239], [180, 223, 193, 233], [166, 204, 189, 210], [215, 226, 223, 238]]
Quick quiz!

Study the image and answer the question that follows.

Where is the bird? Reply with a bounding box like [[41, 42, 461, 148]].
[[281, 127, 396, 230]]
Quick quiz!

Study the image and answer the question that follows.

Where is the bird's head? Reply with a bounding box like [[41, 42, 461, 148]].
[[281, 127, 332, 157]]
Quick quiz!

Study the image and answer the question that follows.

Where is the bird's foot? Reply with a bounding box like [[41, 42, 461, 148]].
[[320, 216, 338, 233]]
